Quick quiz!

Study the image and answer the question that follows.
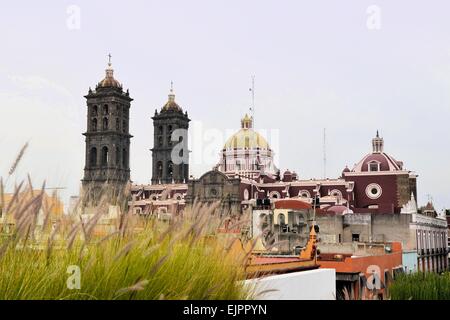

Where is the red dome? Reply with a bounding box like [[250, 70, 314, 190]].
[[353, 152, 402, 172]]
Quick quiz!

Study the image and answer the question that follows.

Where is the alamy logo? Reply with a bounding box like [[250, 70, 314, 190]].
[[366, 5, 382, 30], [66, 5, 81, 30], [66, 265, 81, 290]]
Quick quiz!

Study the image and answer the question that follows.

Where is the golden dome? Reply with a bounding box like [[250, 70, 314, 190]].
[[98, 62, 122, 88], [161, 83, 183, 112], [223, 114, 270, 150]]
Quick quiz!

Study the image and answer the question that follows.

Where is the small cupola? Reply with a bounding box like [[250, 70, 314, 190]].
[[372, 130, 384, 153]]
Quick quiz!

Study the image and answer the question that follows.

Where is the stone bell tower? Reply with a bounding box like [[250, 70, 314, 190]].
[[82, 55, 133, 203], [151, 83, 190, 184]]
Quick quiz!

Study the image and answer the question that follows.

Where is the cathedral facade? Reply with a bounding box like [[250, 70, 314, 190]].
[[131, 111, 418, 217], [80, 58, 418, 217]]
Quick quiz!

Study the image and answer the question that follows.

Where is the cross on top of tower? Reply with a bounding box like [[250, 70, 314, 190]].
[[108, 53, 112, 66]]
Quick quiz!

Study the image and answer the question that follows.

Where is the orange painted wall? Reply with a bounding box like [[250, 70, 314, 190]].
[[319, 242, 403, 299]]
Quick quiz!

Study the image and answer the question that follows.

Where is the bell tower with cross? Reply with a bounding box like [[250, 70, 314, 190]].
[[82, 54, 133, 204]]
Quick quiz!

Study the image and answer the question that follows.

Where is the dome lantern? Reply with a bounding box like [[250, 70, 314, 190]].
[[241, 114, 253, 129], [372, 130, 384, 153]]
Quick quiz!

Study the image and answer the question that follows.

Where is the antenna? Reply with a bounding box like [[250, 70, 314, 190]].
[[323, 128, 327, 179], [249, 76, 255, 127]]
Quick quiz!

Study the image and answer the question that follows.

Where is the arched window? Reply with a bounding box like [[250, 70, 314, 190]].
[[122, 148, 127, 168], [103, 117, 109, 130], [122, 120, 126, 133], [368, 161, 380, 172], [167, 161, 173, 178], [179, 149, 183, 157], [278, 213, 286, 225], [168, 125, 173, 146], [92, 118, 97, 131], [158, 136, 163, 147], [92, 105, 98, 116], [103, 104, 109, 115], [101, 147, 109, 166], [298, 190, 311, 198], [269, 191, 281, 199], [330, 189, 343, 198], [116, 118, 120, 131], [116, 147, 120, 166], [90, 147, 97, 166], [157, 161, 163, 178], [158, 126, 163, 135]]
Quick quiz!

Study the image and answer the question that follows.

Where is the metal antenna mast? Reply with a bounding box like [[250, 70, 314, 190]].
[[323, 128, 327, 179], [249, 76, 255, 127]]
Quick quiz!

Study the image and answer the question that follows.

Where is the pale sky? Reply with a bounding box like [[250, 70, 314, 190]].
[[1, 1, 450, 211]]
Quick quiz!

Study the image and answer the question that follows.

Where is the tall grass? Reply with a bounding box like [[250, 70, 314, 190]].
[[389, 272, 450, 300], [0, 163, 249, 299]]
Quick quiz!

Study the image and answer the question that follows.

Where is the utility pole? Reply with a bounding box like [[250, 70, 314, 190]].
[[323, 128, 327, 179]]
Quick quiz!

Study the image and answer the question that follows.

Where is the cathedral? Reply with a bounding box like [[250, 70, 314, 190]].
[[78, 58, 448, 275], [81, 59, 418, 217]]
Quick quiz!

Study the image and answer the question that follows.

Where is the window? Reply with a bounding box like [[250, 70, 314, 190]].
[[365, 183, 382, 199], [116, 118, 120, 131], [101, 147, 109, 166], [103, 105, 109, 115], [352, 234, 360, 242], [122, 120, 126, 133], [158, 136, 163, 147], [122, 148, 127, 168], [90, 147, 97, 166], [330, 189, 342, 198], [299, 190, 311, 198], [103, 117, 109, 130], [92, 105, 98, 116], [168, 125, 173, 146], [116, 147, 120, 166], [167, 161, 173, 178], [157, 161, 163, 178], [269, 191, 281, 199], [279, 214, 288, 232], [92, 118, 97, 131], [158, 126, 163, 135], [368, 161, 380, 172]]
